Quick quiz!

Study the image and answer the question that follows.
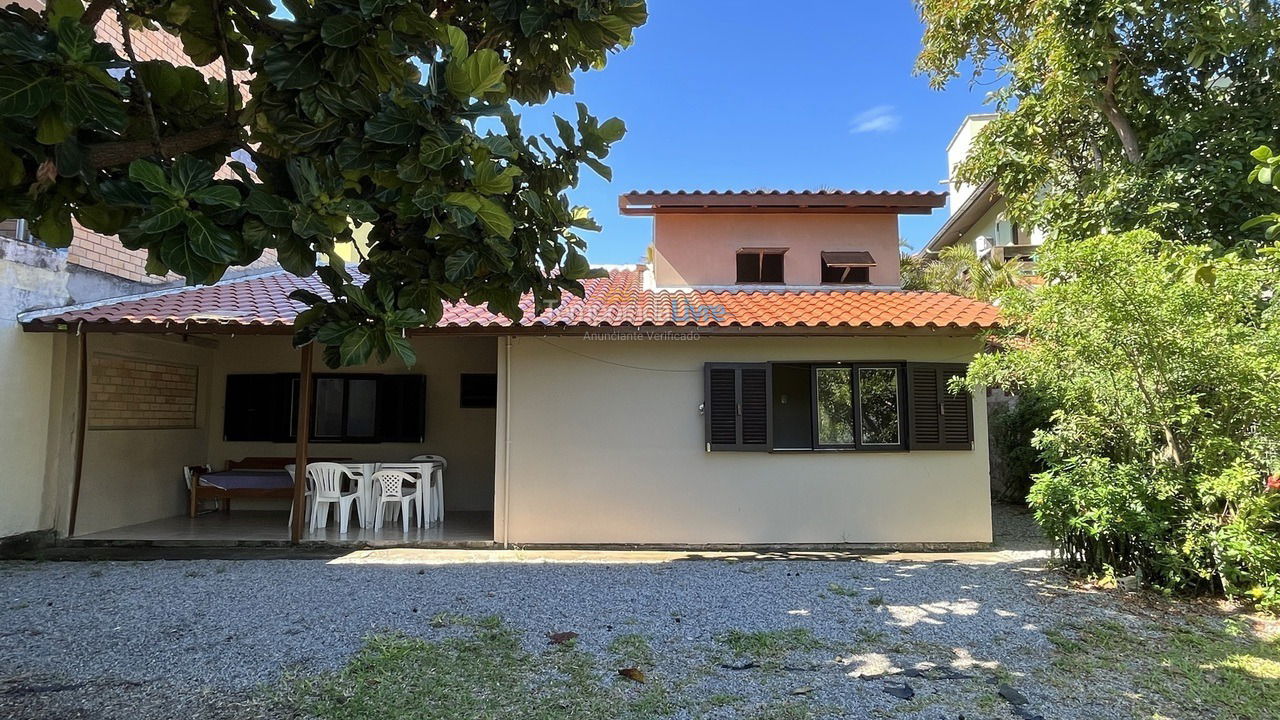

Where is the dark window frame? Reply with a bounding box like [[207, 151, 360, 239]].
[[735, 248, 787, 284], [809, 362, 907, 452], [224, 372, 425, 444], [704, 361, 970, 453]]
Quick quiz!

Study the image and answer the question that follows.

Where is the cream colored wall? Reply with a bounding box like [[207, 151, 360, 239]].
[[500, 334, 991, 545], [652, 214, 901, 288], [0, 241, 69, 538], [206, 335, 497, 513], [74, 334, 214, 535]]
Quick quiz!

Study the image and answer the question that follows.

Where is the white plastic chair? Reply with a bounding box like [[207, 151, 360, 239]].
[[371, 470, 421, 533], [307, 462, 360, 534], [410, 454, 446, 524]]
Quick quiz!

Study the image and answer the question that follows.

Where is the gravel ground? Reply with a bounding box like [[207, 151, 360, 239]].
[[0, 506, 1256, 719]]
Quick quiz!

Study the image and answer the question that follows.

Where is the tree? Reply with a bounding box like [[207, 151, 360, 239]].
[[900, 244, 1022, 301], [916, 0, 1280, 250], [0, 0, 646, 366], [966, 231, 1280, 607]]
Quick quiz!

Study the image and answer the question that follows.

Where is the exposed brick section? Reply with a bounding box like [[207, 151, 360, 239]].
[[25, 268, 1003, 331], [65, 14, 275, 283], [88, 353, 198, 429]]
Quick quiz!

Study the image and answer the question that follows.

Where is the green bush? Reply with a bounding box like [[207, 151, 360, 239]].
[[988, 390, 1055, 503], [968, 231, 1280, 610]]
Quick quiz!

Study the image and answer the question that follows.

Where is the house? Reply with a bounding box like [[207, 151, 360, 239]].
[[918, 114, 1044, 269], [7, 187, 1000, 548]]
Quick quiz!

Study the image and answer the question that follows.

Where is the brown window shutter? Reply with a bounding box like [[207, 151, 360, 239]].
[[906, 363, 972, 450], [705, 363, 771, 451]]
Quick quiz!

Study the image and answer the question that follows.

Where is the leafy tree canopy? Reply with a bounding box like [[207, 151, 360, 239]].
[[0, 0, 646, 366], [917, 0, 1280, 250]]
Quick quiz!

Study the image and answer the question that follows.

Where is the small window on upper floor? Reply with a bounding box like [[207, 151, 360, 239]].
[[736, 248, 786, 284], [820, 251, 875, 285]]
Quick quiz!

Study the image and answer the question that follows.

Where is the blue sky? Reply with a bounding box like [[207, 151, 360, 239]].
[[518, 0, 993, 264]]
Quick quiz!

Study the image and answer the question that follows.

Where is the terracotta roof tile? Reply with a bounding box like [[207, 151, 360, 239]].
[[21, 268, 1000, 332]]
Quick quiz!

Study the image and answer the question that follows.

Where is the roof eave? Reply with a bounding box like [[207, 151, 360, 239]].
[[918, 178, 1001, 256]]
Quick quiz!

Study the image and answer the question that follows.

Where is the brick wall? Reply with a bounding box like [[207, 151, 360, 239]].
[[65, 13, 276, 284], [88, 353, 198, 429]]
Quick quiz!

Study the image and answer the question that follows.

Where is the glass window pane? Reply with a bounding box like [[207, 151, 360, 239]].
[[815, 367, 853, 445], [346, 378, 377, 437], [736, 252, 758, 283], [313, 378, 345, 438], [760, 252, 784, 282], [858, 367, 900, 445]]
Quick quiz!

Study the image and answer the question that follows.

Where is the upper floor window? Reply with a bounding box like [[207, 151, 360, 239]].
[[820, 251, 875, 285], [736, 248, 786, 284]]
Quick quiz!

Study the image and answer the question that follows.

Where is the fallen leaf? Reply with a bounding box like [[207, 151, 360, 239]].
[[790, 686, 814, 695], [547, 631, 578, 645], [618, 667, 645, 683], [998, 684, 1029, 705]]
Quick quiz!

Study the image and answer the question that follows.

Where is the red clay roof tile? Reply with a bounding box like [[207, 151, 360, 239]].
[[21, 268, 1000, 332]]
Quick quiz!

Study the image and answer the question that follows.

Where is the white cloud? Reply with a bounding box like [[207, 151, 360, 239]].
[[850, 105, 900, 134]]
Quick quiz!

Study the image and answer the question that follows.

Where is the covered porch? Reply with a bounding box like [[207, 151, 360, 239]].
[[23, 281, 503, 546]]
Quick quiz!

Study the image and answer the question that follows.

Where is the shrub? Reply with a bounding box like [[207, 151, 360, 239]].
[[968, 231, 1280, 610], [988, 390, 1055, 503]]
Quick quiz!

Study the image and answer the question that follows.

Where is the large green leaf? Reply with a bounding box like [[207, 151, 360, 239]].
[[128, 160, 171, 195], [321, 15, 364, 47], [172, 155, 213, 195], [365, 105, 419, 144], [137, 205, 188, 234], [34, 209, 72, 247], [474, 196, 514, 238], [444, 248, 478, 281], [473, 162, 521, 194], [262, 43, 323, 90], [160, 235, 214, 282], [190, 184, 241, 208], [186, 214, 239, 262], [0, 72, 52, 118], [65, 82, 125, 131], [245, 190, 294, 227], [338, 325, 377, 366], [445, 49, 507, 99]]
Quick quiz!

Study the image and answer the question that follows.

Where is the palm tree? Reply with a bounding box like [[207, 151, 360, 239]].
[[907, 244, 1023, 301]]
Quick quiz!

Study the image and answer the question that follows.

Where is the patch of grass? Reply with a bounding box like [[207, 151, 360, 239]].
[[275, 617, 679, 720], [1044, 614, 1280, 717], [718, 628, 825, 660], [608, 633, 655, 667], [826, 582, 859, 598], [704, 692, 744, 709], [866, 595, 885, 607]]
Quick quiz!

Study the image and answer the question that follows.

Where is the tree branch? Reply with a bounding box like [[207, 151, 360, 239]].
[[80, 0, 115, 28], [1100, 59, 1143, 165], [116, 6, 165, 161], [86, 125, 240, 169]]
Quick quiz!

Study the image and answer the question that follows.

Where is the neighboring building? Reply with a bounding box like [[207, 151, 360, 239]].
[[918, 114, 1043, 268], [8, 187, 1003, 548]]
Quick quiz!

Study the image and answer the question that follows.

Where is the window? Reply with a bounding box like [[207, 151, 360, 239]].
[[224, 373, 425, 443], [736, 249, 786, 284], [811, 364, 904, 450], [460, 373, 498, 408], [704, 364, 771, 451], [820, 251, 875, 285], [705, 362, 969, 452]]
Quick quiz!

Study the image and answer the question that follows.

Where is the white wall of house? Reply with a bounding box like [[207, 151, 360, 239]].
[[497, 334, 991, 545], [945, 114, 997, 212], [0, 239, 67, 538]]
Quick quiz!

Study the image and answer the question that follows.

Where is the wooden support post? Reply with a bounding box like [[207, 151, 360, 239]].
[[66, 330, 88, 538], [290, 343, 314, 544]]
